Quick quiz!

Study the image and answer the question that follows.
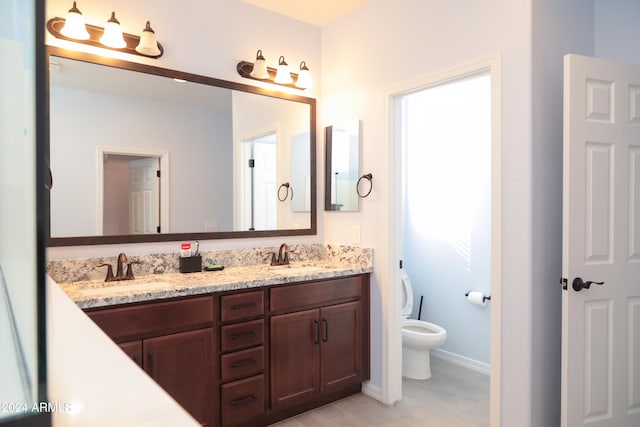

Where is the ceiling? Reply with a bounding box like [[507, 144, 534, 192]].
[[239, 0, 369, 27]]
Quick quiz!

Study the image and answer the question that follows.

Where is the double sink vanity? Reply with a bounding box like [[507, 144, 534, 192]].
[[45, 39, 370, 426], [50, 244, 372, 427]]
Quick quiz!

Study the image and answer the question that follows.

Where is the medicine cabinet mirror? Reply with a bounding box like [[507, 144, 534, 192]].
[[47, 47, 316, 246], [324, 119, 360, 211]]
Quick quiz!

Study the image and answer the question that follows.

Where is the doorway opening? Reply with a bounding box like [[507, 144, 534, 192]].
[[241, 133, 277, 230], [386, 54, 502, 424], [97, 147, 169, 235]]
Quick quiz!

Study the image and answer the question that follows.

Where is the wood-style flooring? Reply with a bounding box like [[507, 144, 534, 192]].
[[271, 358, 490, 427]]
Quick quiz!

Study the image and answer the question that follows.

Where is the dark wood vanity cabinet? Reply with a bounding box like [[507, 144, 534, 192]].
[[218, 290, 266, 427], [84, 274, 370, 427], [269, 275, 370, 416], [87, 296, 216, 426]]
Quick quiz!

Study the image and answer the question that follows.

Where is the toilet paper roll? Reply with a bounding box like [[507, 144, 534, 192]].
[[467, 291, 487, 306]]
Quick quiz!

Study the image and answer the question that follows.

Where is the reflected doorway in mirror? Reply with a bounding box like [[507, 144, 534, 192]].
[[96, 147, 169, 237]]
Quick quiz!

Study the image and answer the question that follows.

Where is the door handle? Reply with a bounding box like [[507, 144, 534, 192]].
[[572, 277, 605, 292]]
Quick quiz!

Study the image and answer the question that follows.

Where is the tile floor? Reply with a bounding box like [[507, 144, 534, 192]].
[[271, 358, 490, 427]]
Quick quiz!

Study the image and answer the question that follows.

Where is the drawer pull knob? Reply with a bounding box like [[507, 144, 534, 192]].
[[231, 302, 257, 311], [231, 330, 257, 340], [230, 358, 257, 369], [230, 394, 257, 407]]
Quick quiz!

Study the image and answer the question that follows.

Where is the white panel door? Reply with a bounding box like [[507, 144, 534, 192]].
[[562, 54, 640, 427], [129, 157, 160, 234]]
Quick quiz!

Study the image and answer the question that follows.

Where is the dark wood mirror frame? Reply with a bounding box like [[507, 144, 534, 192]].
[[46, 46, 316, 247]]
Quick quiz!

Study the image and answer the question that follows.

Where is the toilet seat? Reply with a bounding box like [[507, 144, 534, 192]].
[[400, 270, 413, 318], [402, 319, 446, 336], [401, 319, 447, 348]]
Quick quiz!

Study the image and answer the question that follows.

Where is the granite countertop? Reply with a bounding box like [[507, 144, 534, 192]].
[[58, 261, 373, 309]]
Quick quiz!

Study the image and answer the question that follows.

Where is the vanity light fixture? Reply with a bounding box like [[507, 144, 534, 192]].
[[236, 50, 312, 90], [135, 21, 161, 56], [295, 61, 312, 89], [274, 56, 292, 84], [99, 12, 126, 48], [249, 50, 269, 79], [59, 1, 90, 40], [47, 11, 164, 58]]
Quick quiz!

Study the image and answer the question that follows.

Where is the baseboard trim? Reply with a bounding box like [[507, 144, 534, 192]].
[[431, 348, 490, 375], [361, 381, 384, 402]]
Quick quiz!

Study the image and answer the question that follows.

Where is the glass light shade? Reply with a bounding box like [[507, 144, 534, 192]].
[[274, 56, 292, 84], [135, 21, 161, 56], [100, 12, 126, 48], [250, 50, 269, 79], [60, 2, 90, 40], [295, 61, 312, 89]]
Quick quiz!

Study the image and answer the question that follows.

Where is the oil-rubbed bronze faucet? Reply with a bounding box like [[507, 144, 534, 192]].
[[269, 244, 295, 266], [96, 252, 141, 282], [115, 252, 128, 280]]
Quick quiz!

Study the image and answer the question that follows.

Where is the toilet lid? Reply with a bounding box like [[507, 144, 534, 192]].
[[401, 270, 413, 318]]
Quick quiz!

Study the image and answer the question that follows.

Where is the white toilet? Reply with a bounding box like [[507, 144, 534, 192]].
[[401, 270, 447, 380]]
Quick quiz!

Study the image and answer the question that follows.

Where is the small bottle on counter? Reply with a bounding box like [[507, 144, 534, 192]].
[[181, 243, 191, 257]]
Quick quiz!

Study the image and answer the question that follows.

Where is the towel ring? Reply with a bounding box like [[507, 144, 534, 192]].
[[356, 173, 373, 198], [278, 182, 293, 201]]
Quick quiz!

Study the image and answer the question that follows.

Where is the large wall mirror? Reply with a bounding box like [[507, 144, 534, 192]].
[[47, 47, 316, 246]]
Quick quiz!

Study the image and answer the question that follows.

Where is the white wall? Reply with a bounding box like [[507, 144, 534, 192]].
[[50, 86, 233, 236], [320, 0, 532, 423], [594, 0, 640, 65]]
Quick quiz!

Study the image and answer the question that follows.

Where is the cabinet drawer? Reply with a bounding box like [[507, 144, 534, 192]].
[[221, 291, 264, 322], [221, 319, 264, 353], [220, 346, 264, 382], [270, 276, 363, 312], [221, 374, 265, 427], [87, 296, 214, 340]]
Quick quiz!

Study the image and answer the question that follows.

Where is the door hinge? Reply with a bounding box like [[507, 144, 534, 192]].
[[399, 260, 403, 269], [560, 277, 568, 290], [156, 225, 161, 233], [248, 159, 255, 168], [156, 170, 161, 178]]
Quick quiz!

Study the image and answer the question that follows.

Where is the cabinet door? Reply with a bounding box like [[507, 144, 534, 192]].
[[118, 340, 143, 368], [144, 328, 214, 426], [320, 301, 362, 394], [270, 309, 320, 410]]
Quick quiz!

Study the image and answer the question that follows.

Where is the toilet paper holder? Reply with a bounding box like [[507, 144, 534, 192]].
[[465, 291, 491, 303]]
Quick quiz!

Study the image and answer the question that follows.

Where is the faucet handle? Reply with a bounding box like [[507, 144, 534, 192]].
[[96, 263, 115, 282], [264, 251, 277, 265], [125, 261, 142, 280]]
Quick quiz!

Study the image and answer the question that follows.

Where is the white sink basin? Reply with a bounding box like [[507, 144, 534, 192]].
[[76, 281, 173, 296], [267, 265, 325, 275]]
